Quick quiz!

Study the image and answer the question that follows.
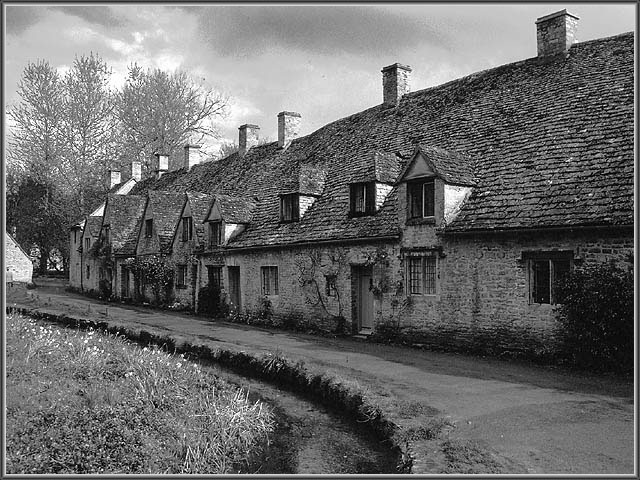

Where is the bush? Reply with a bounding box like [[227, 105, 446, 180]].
[[554, 261, 633, 373], [98, 279, 112, 299], [198, 285, 229, 318]]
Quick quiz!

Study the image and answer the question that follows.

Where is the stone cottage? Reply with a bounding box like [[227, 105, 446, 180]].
[[69, 10, 634, 354], [6, 232, 34, 284]]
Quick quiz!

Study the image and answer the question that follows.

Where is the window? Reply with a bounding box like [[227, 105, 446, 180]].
[[209, 221, 222, 247], [176, 264, 187, 288], [261, 266, 279, 295], [181, 217, 193, 242], [86, 265, 90, 279], [207, 266, 222, 289], [145, 218, 153, 238], [280, 194, 300, 222], [104, 226, 110, 243], [325, 274, 337, 297], [74, 231, 77, 243], [84, 238, 91, 251], [349, 182, 375, 216], [527, 252, 572, 304], [406, 255, 437, 295], [407, 179, 435, 219]]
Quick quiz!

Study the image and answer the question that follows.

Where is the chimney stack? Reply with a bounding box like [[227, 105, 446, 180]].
[[536, 10, 579, 59], [155, 153, 169, 178], [109, 169, 121, 189], [184, 144, 202, 170], [277, 111, 301, 149], [382, 63, 411, 106], [239, 124, 260, 156], [131, 159, 142, 182]]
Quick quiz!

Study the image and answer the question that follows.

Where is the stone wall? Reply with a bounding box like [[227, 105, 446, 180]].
[[388, 228, 633, 356], [6, 234, 33, 283], [68, 228, 82, 288]]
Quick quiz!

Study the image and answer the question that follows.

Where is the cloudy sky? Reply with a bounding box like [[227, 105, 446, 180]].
[[4, 3, 636, 153]]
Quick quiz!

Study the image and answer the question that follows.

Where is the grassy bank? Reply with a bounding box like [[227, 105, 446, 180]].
[[6, 312, 274, 474]]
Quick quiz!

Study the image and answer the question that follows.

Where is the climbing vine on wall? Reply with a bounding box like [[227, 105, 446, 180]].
[[123, 255, 174, 304]]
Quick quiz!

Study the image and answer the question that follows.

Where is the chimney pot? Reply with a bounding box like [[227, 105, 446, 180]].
[[536, 9, 579, 59], [109, 170, 121, 189], [184, 144, 202, 170], [382, 63, 411, 105], [154, 153, 169, 178], [277, 111, 301, 149], [131, 160, 142, 182], [239, 124, 260, 156]]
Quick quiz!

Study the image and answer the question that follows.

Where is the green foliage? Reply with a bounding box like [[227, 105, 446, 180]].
[[554, 261, 633, 373], [98, 279, 112, 300]]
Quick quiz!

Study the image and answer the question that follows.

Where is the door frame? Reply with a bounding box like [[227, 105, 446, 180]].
[[352, 265, 374, 332]]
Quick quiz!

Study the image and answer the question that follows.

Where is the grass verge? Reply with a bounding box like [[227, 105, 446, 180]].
[[6, 312, 274, 474]]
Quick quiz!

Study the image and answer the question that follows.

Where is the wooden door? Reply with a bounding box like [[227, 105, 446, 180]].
[[228, 266, 241, 309], [121, 267, 129, 298], [357, 267, 374, 331]]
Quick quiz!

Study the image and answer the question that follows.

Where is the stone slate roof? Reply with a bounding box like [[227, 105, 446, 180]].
[[129, 32, 633, 244], [184, 192, 213, 245], [213, 194, 258, 224], [83, 216, 103, 238], [102, 195, 146, 255], [146, 191, 186, 254], [349, 151, 401, 185], [399, 145, 477, 187]]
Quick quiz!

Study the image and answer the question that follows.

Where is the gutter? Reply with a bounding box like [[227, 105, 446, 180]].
[[439, 224, 634, 236], [223, 235, 401, 253]]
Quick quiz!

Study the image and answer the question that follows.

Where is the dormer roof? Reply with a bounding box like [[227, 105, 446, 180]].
[[397, 145, 477, 187], [102, 194, 146, 255], [145, 191, 185, 253], [204, 194, 257, 225], [349, 151, 401, 184]]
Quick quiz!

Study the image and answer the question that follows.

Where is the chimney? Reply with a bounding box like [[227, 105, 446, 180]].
[[239, 124, 260, 156], [109, 169, 121, 189], [382, 63, 411, 106], [131, 159, 142, 182], [184, 144, 202, 170], [154, 153, 169, 178], [536, 10, 579, 59], [277, 111, 301, 149]]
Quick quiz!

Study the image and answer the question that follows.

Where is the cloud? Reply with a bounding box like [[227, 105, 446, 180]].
[[48, 6, 128, 29], [5, 5, 45, 35], [189, 5, 450, 57]]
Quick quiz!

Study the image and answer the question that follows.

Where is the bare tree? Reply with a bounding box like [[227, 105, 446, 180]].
[[116, 65, 229, 173]]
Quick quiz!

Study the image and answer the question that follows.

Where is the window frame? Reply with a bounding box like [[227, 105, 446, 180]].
[[406, 254, 438, 296], [325, 274, 337, 297], [209, 221, 222, 247], [144, 218, 153, 238], [261, 266, 279, 296], [207, 265, 223, 290], [407, 178, 435, 220], [349, 182, 376, 217], [525, 252, 573, 305], [181, 217, 193, 242], [86, 265, 90, 279], [280, 193, 300, 223], [84, 237, 91, 251], [176, 264, 187, 288]]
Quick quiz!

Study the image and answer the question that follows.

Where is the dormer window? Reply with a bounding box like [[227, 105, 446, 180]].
[[408, 179, 435, 219], [209, 221, 222, 247], [350, 182, 375, 216], [280, 194, 300, 222], [145, 219, 153, 238], [181, 217, 193, 242]]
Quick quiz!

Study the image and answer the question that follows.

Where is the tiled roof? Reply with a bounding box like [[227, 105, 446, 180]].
[[128, 32, 633, 243], [349, 151, 402, 184], [214, 194, 257, 224], [398, 145, 477, 187], [146, 191, 186, 254], [186, 192, 213, 244], [102, 195, 146, 255], [83, 216, 103, 237]]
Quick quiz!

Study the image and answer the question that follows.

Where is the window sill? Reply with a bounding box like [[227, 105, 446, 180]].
[[176, 285, 188, 290], [348, 211, 376, 218], [406, 217, 436, 226]]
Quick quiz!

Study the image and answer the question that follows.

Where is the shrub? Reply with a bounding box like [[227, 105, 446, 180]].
[[198, 285, 229, 318], [98, 279, 112, 299], [554, 261, 633, 373]]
